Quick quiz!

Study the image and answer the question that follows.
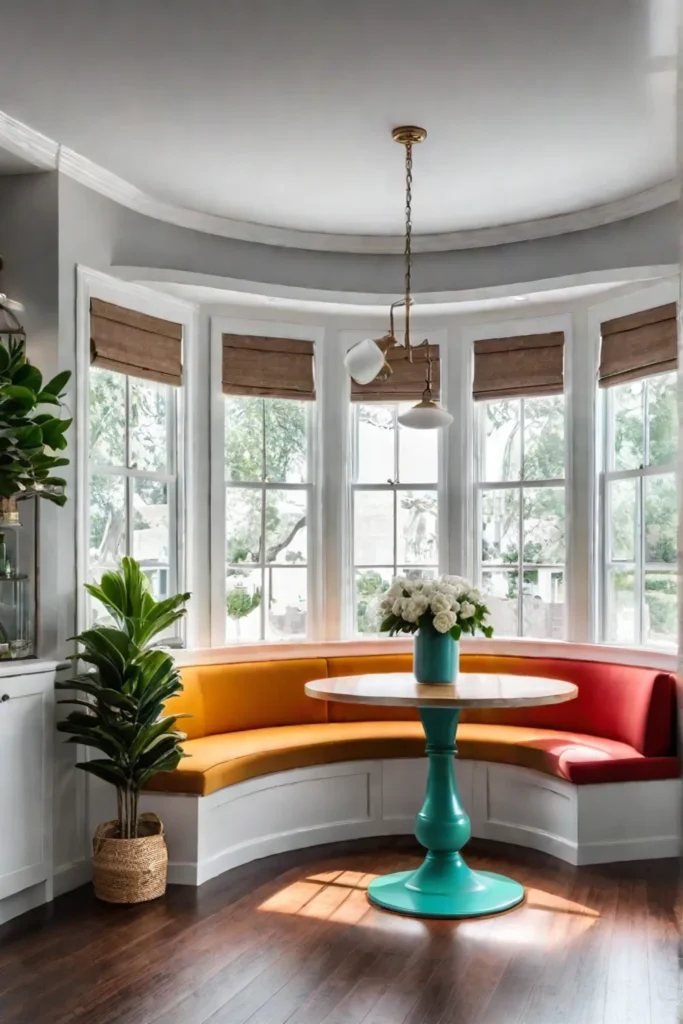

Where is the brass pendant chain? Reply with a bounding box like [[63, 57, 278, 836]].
[[404, 141, 413, 352]]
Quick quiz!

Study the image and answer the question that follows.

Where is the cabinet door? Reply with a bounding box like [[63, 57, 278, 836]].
[[0, 672, 51, 899]]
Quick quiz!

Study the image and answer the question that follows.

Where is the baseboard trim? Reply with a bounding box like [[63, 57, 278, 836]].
[[53, 859, 92, 896], [474, 821, 580, 866], [0, 882, 50, 927], [575, 835, 680, 865]]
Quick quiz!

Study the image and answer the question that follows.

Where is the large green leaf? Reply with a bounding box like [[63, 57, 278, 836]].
[[13, 363, 43, 393], [40, 369, 70, 397], [76, 760, 130, 788]]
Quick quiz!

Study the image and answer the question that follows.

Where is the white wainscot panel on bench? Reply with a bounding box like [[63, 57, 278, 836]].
[[99, 758, 683, 886]]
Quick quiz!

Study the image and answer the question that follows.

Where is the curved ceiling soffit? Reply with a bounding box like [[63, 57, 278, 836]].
[[112, 266, 679, 310], [0, 111, 679, 257]]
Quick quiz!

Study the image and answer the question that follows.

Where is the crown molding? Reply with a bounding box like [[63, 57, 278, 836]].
[[0, 111, 58, 170], [0, 110, 679, 255]]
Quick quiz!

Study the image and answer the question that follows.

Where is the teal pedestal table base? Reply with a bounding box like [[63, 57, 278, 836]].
[[368, 708, 525, 919]]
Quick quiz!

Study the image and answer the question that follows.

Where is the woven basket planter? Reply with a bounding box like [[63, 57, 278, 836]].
[[92, 812, 168, 904]]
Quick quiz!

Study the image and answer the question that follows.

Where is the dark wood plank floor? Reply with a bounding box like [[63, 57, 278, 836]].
[[0, 839, 679, 1024]]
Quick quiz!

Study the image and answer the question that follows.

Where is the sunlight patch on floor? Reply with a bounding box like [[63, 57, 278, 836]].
[[257, 873, 599, 942]]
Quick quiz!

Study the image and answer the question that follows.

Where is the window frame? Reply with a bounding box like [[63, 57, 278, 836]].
[[88, 369, 182, 627], [474, 394, 567, 638], [76, 267, 199, 644], [210, 317, 324, 647], [600, 371, 677, 649], [223, 396, 315, 643]]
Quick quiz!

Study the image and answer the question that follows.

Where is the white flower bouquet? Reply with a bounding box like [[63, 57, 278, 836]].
[[378, 574, 493, 640]]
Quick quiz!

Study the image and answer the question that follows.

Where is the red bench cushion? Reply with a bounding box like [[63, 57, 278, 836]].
[[326, 655, 677, 759], [458, 656, 677, 758]]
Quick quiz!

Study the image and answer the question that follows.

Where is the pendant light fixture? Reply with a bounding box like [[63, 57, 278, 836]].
[[344, 126, 452, 429], [0, 256, 25, 340]]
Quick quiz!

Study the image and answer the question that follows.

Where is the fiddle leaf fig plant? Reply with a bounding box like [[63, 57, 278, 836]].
[[0, 333, 72, 505], [57, 558, 192, 839]]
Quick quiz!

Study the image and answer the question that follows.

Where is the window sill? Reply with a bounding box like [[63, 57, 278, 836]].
[[170, 636, 677, 673]]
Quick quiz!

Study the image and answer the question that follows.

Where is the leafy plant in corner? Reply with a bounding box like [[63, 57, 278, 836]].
[[57, 557, 191, 839], [0, 333, 72, 505]]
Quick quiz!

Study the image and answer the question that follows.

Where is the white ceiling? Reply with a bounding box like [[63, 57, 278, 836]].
[[0, 0, 676, 238]]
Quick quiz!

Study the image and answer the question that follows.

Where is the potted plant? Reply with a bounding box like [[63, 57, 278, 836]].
[[0, 331, 72, 513], [378, 574, 493, 684], [57, 557, 191, 903]]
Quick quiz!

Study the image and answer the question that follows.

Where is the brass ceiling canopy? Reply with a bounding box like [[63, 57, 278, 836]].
[[391, 126, 428, 145]]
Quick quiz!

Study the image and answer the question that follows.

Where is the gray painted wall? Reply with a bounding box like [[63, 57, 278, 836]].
[[54, 179, 680, 299]]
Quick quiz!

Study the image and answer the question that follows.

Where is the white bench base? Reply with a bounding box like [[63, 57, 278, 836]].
[[82, 759, 682, 886]]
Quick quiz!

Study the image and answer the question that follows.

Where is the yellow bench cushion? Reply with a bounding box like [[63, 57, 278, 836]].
[[144, 720, 664, 796], [145, 720, 426, 795]]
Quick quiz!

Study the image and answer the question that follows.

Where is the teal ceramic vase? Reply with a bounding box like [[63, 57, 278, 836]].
[[414, 620, 459, 684]]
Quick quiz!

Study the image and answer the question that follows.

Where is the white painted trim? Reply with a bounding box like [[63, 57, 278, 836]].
[[119, 268, 681, 313], [209, 315, 326, 646], [0, 110, 58, 170], [168, 637, 678, 672], [0, 659, 59, 677], [0, 882, 51, 927], [586, 279, 680, 648], [464, 311, 573, 640], [75, 266, 201, 637], [317, 329, 350, 640], [0, 110, 677, 256], [565, 307, 598, 642], [53, 858, 92, 897]]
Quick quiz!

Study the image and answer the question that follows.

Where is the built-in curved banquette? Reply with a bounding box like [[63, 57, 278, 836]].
[[150, 653, 677, 795], [120, 649, 679, 885]]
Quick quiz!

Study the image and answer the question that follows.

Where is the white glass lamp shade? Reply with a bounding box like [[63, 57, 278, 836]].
[[397, 399, 453, 430], [344, 337, 385, 385]]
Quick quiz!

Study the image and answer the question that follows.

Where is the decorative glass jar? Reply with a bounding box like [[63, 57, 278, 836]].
[[0, 574, 32, 658]]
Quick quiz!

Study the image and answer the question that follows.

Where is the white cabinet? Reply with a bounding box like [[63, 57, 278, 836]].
[[0, 662, 55, 906]]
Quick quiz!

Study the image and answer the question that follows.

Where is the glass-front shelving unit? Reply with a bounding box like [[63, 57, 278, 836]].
[[0, 574, 32, 657]]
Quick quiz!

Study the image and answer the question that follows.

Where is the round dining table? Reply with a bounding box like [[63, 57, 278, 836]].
[[305, 672, 577, 920]]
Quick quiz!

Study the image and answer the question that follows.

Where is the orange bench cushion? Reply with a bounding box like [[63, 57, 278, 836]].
[[169, 659, 329, 739], [145, 721, 679, 796]]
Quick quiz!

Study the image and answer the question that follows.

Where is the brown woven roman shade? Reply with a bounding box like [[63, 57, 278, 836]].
[[599, 303, 678, 388], [351, 344, 440, 401], [222, 334, 315, 399], [473, 333, 564, 401], [90, 299, 183, 386]]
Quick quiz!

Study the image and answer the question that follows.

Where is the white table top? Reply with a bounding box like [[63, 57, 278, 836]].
[[305, 673, 578, 709]]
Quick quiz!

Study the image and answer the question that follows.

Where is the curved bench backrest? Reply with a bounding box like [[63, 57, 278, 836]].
[[173, 653, 677, 757]]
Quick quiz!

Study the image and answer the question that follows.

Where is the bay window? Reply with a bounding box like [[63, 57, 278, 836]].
[[81, 281, 679, 655]]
